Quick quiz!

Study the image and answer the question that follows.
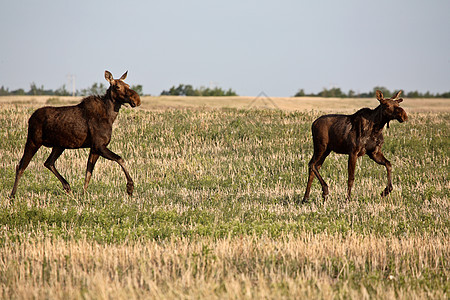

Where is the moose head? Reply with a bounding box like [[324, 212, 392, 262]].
[[105, 70, 141, 108], [376, 90, 408, 128]]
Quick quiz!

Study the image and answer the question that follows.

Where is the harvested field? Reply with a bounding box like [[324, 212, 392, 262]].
[[1, 96, 448, 299]]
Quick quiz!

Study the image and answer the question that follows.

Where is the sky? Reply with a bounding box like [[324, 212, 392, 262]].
[[1, 0, 449, 97]]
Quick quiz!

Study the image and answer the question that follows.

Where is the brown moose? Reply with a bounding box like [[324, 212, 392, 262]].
[[10, 70, 141, 198], [302, 90, 408, 203]]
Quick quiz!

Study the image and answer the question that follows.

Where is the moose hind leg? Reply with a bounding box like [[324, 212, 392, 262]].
[[44, 147, 71, 193], [368, 150, 393, 197], [10, 140, 41, 198], [302, 159, 316, 203], [303, 148, 330, 203], [315, 149, 331, 199]]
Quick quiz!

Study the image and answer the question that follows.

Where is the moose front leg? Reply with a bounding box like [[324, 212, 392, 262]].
[[96, 145, 134, 196], [368, 150, 393, 197], [84, 149, 100, 192]]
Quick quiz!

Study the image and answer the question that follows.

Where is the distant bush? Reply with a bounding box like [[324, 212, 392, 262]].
[[294, 86, 450, 98], [131, 85, 144, 96], [46, 97, 62, 104], [161, 84, 238, 96], [79, 83, 107, 96]]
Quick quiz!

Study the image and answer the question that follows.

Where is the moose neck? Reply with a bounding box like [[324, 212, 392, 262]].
[[103, 88, 122, 123], [373, 105, 391, 131]]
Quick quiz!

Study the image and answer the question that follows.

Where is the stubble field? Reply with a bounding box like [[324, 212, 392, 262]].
[[0, 96, 449, 299]]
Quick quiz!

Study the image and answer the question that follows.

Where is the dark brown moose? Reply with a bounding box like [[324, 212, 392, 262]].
[[302, 90, 408, 203], [10, 70, 141, 198]]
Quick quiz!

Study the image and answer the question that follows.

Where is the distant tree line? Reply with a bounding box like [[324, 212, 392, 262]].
[[0, 83, 144, 97], [161, 84, 238, 96], [0, 83, 72, 96], [294, 86, 450, 98], [1, 83, 449, 98]]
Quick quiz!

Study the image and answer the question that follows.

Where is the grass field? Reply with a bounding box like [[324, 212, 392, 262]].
[[2, 95, 449, 112], [0, 96, 449, 299]]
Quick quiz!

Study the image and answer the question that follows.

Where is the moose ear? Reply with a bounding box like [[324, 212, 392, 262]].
[[391, 90, 402, 99], [105, 70, 114, 84], [396, 98, 403, 103], [119, 71, 128, 81], [376, 90, 384, 101]]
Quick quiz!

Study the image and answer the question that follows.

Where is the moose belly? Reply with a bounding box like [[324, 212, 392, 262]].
[[327, 133, 355, 154], [329, 143, 353, 154], [42, 121, 90, 149]]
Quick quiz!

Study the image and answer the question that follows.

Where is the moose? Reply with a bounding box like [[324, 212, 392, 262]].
[[302, 90, 408, 203], [10, 70, 141, 198]]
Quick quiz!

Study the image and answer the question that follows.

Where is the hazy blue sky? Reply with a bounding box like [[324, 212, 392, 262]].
[[1, 0, 449, 96]]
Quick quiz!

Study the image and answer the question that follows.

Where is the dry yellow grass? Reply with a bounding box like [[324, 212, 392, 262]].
[[1, 232, 448, 299], [143, 96, 450, 113], [1, 95, 449, 113]]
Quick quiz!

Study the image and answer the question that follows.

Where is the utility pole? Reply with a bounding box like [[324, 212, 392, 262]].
[[67, 74, 76, 96]]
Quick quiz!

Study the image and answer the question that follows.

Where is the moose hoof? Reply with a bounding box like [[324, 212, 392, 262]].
[[381, 185, 393, 197], [300, 197, 309, 204], [63, 185, 71, 193], [127, 182, 134, 196], [322, 186, 329, 198]]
